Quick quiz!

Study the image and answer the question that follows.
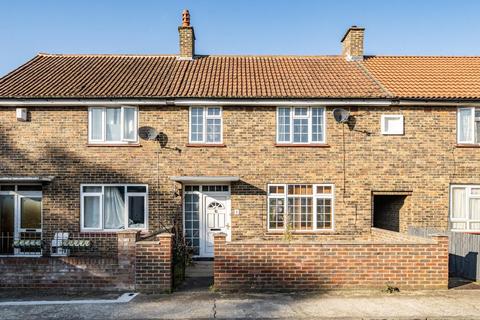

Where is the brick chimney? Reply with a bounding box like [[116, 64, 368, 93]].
[[178, 9, 195, 60], [341, 26, 364, 61]]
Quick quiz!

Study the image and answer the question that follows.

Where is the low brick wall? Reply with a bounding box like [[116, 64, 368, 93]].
[[135, 233, 173, 293], [214, 229, 449, 291], [0, 231, 174, 292], [0, 256, 133, 290]]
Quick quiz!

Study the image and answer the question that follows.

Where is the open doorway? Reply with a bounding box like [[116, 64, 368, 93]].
[[372, 193, 410, 232]]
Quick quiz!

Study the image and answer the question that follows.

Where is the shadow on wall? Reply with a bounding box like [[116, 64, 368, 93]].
[[0, 129, 179, 234]]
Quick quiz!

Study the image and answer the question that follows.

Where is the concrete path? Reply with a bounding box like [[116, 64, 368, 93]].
[[1, 289, 480, 320]]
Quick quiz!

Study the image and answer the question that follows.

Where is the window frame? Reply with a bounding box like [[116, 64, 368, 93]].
[[267, 183, 335, 232], [80, 184, 148, 232], [381, 114, 404, 135], [457, 107, 476, 144], [276, 107, 327, 144], [188, 106, 224, 144], [88, 106, 139, 144], [449, 184, 480, 232]]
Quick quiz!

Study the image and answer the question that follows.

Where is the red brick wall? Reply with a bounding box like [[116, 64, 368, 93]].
[[214, 231, 449, 291], [0, 256, 134, 290], [135, 233, 173, 293], [0, 231, 174, 292]]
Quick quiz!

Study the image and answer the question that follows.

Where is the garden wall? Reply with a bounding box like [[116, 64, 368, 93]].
[[0, 231, 174, 292], [214, 228, 449, 291]]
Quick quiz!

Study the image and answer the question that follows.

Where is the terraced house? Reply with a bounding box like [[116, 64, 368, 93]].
[[0, 10, 477, 292]]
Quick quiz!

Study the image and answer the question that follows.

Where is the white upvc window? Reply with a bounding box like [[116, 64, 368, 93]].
[[267, 184, 334, 231], [381, 114, 404, 135], [88, 106, 138, 144], [81, 184, 148, 231], [450, 185, 480, 232], [276, 107, 326, 144], [457, 107, 480, 144], [189, 107, 223, 144]]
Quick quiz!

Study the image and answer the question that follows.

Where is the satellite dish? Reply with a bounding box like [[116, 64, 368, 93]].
[[138, 126, 158, 141], [332, 108, 350, 123]]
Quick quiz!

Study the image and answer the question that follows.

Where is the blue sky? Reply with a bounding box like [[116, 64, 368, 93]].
[[0, 0, 479, 76]]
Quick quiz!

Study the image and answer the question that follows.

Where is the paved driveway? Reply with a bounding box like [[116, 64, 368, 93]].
[[1, 289, 480, 320]]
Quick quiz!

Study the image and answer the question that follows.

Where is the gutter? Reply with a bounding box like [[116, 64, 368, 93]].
[[0, 98, 478, 107], [0, 98, 393, 107]]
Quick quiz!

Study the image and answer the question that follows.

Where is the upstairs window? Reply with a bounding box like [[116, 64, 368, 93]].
[[268, 184, 334, 231], [458, 107, 480, 144], [189, 107, 223, 144], [276, 107, 326, 144], [88, 107, 138, 144]]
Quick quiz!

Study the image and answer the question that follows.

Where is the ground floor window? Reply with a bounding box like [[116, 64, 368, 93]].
[[450, 185, 480, 232], [81, 184, 147, 231], [268, 184, 334, 231]]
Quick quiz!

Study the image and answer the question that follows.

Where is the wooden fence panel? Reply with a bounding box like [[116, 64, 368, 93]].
[[408, 227, 479, 281]]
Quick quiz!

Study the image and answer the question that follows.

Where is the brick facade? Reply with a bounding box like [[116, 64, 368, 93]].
[[0, 105, 472, 240], [214, 230, 449, 291]]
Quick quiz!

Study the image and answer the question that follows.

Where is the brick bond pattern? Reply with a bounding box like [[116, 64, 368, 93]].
[[0, 105, 469, 240], [135, 233, 173, 293], [214, 230, 449, 291], [0, 231, 173, 292]]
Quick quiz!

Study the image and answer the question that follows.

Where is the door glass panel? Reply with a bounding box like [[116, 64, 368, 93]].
[[0, 195, 14, 254], [184, 193, 200, 255], [128, 196, 145, 228], [20, 197, 41, 230]]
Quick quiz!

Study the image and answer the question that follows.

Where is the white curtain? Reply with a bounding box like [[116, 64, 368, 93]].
[[104, 187, 125, 229], [90, 108, 103, 140], [458, 108, 473, 142], [84, 196, 100, 228], [470, 198, 480, 220], [452, 188, 466, 219], [123, 108, 136, 140], [106, 108, 121, 141]]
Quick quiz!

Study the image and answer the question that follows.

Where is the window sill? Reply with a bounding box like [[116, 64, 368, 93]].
[[86, 143, 142, 147], [456, 144, 480, 148], [274, 144, 330, 148], [186, 143, 226, 148]]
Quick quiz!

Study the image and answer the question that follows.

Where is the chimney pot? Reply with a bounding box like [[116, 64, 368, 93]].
[[182, 9, 190, 27], [341, 26, 365, 61], [178, 9, 195, 60]]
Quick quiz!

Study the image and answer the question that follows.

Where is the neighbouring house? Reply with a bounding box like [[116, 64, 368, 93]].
[[1, 10, 479, 292]]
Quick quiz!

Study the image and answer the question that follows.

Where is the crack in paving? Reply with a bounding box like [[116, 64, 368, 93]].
[[212, 298, 217, 319]]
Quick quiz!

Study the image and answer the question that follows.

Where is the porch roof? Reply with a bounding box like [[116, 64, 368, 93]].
[[0, 176, 55, 183], [170, 176, 240, 183]]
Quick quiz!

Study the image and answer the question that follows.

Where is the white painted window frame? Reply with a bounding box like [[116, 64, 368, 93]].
[[80, 184, 148, 232], [381, 114, 404, 135], [267, 183, 335, 232], [457, 107, 476, 144], [276, 107, 326, 144], [449, 184, 480, 232], [188, 106, 223, 144], [88, 106, 139, 144]]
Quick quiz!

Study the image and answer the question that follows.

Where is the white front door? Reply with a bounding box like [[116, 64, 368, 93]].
[[202, 194, 230, 257]]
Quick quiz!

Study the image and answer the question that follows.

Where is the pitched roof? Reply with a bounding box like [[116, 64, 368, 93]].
[[0, 54, 388, 99], [1, 54, 480, 101], [362, 56, 480, 100]]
